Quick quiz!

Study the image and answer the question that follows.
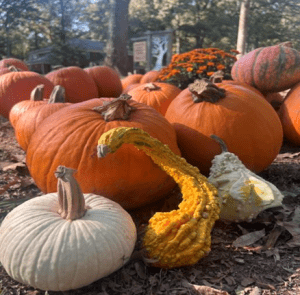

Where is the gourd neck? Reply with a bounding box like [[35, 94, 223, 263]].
[[188, 79, 226, 103], [143, 83, 161, 92], [55, 166, 87, 221], [30, 84, 44, 101], [210, 134, 228, 152], [93, 94, 137, 121], [48, 85, 66, 103]]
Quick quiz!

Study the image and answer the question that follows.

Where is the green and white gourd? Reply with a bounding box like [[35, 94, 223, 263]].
[[208, 135, 283, 222]]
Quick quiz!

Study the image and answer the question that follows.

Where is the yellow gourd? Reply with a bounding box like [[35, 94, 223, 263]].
[[97, 127, 220, 269], [208, 135, 283, 222]]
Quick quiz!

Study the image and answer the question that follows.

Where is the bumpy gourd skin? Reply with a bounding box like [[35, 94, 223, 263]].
[[97, 127, 220, 269], [208, 136, 283, 222]]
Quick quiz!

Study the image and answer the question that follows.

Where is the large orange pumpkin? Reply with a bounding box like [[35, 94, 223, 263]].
[[15, 86, 72, 151], [128, 82, 181, 115], [165, 79, 283, 176], [45, 66, 98, 103], [0, 72, 54, 119], [231, 43, 300, 93], [0, 58, 29, 71], [84, 65, 122, 98], [278, 83, 300, 145], [26, 95, 181, 210]]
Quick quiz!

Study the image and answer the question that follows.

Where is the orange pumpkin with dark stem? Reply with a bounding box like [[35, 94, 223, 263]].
[[0, 72, 54, 119], [0, 58, 29, 71], [278, 83, 300, 145], [45, 66, 98, 103], [165, 79, 283, 176], [231, 43, 300, 93], [128, 82, 181, 115], [26, 95, 181, 210], [121, 74, 143, 91], [140, 70, 160, 84], [84, 65, 122, 98], [15, 86, 72, 151]]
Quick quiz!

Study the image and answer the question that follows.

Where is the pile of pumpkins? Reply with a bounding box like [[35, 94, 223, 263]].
[[0, 41, 299, 291]]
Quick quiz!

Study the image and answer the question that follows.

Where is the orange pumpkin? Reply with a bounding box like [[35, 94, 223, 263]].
[[231, 43, 300, 93], [165, 79, 283, 176], [128, 82, 181, 115], [26, 95, 181, 210], [0, 72, 54, 119], [121, 74, 143, 91], [122, 83, 140, 94], [278, 83, 300, 145], [9, 85, 47, 128], [84, 65, 122, 98], [15, 86, 72, 151], [45, 66, 98, 103], [0, 58, 29, 71], [140, 70, 160, 84]]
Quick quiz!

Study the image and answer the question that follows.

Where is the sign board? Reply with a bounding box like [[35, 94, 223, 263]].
[[133, 41, 147, 62]]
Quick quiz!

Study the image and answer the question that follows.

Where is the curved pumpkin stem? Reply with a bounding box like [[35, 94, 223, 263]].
[[97, 127, 220, 268], [209, 70, 225, 84], [30, 85, 44, 101], [93, 94, 137, 121], [188, 79, 226, 103], [55, 165, 87, 221], [143, 83, 161, 92], [48, 85, 66, 103]]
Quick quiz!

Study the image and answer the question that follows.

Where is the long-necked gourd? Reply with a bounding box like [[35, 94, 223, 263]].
[[97, 127, 220, 269], [208, 135, 283, 222]]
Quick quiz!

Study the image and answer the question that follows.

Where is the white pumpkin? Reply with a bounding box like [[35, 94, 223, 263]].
[[208, 135, 283, 222], [0, 166, 137, 291]]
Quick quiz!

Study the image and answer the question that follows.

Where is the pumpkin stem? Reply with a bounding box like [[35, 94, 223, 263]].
[[30, 85, 44, 101], [7, 65, 21, 72], [188, 79, 226, 103], [210, 134, 228, 153], [209, 71, 224, 84], [55, 165, 87, 221], [48, 85, 66, 103], [93, 94, 137, 122], [143, 83, 161, 92]]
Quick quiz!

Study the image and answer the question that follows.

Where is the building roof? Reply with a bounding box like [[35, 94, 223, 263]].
[[27, 39, 104, 65]]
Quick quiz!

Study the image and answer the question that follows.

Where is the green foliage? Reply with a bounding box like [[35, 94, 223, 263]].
[[157, 48, 238, 90]]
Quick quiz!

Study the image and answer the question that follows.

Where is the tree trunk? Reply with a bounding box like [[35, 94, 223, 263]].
[[105, 0, 130, 76], [236, 0, 250, 59]]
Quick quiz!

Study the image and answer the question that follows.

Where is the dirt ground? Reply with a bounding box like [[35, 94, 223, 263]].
[[1, 114, 300, 295]]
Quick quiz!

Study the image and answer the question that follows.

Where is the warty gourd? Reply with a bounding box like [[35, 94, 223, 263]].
[[97, 126, 220, 269], [208, 135, 283, 222]]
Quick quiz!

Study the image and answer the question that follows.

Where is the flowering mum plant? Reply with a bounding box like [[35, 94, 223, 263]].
[[158, 48, 239, 90]]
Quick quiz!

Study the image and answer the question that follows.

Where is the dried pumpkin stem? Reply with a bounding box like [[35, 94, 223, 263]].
[[188, 79, 226, 103], [55, 165, 87, 221], [93, 94, 136, 121], [48, 85, 66, 103], [143, 83, 161, 92], [7, 65, 21, 72], [210, 134, 228, 152], [30, 85, 44, 101], [209, 70, 224, 84]]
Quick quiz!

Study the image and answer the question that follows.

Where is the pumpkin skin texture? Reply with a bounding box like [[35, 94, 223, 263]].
[[97, 127, 220, 268], [122, 82, 140, 94], [45, 66, 98, 103], [140, 70, 161, 84], [84, 65, 122, 98], [128, 82, 182, 115], [231, 43, 300, 93], [0, 57, 29, 71], [15, 86, 72, 151], [0, 71, 54, 119], [278, 83, 300, 145], [165, 79, 283, 176], [0, 166, 137, 291], [26, 96, 181, 210], [121, 74, 143, 91]]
